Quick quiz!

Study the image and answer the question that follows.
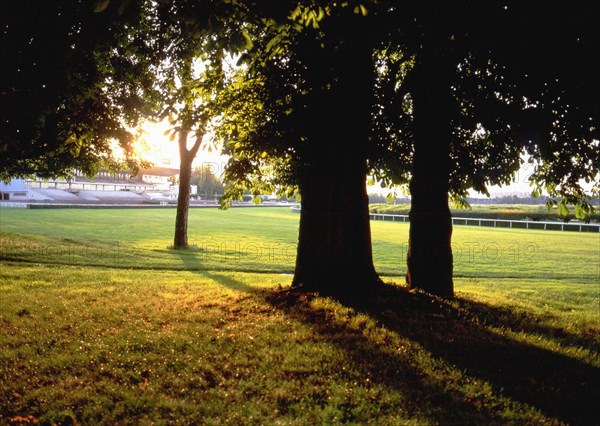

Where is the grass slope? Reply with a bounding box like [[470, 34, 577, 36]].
[[1, 206, 598, 279], [1, 207, 599, 424]]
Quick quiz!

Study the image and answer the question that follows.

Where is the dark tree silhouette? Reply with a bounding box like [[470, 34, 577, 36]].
[[382, 2, 600, 295], [219, 1, 599, 296], [0, 0, 158, 179]]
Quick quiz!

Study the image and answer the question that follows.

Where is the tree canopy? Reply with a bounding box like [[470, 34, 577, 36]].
[[0, 0, 160, 180], [219, 1, 599, 209], [215, 0, 599, 295]]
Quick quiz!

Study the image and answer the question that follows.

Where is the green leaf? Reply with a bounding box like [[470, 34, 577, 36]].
[[317, 7, 325, 21], [557, 202, 569, 217], [574, 204, 586, 220], [265, 36, 279, 53], [290, 5, 302, 21], [93, 0, 110, 13], [242, 31, 254, 50]]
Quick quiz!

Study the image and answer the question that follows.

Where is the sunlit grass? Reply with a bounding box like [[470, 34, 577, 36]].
[[1, 207, 598, 280], [1, 206, 598, 424], [3, 263, 597, 424]]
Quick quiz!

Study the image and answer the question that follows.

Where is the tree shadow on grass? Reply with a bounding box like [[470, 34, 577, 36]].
[[451, 297, 599, 353], [262, 284, 600, 425], [174, 249, 252, 293], [165, 255, 599, 424]]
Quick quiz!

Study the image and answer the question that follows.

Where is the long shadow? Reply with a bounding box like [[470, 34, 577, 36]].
[[452, 297, 599, 352], [167, 255, 599, 423], [175, 249, 252, 292], [382, 290, 599, 425], [169, 254, 507, 422], [262, 284, 599, 425], [262, 289, 516, 424]]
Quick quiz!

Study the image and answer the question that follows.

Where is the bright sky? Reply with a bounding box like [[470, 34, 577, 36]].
[[134, 120, 229, 175], [133, 122, 592, 198]]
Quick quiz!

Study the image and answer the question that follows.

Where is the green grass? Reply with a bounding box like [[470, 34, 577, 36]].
[[1, 206, 597, 280], [1, 206, 599, 424]]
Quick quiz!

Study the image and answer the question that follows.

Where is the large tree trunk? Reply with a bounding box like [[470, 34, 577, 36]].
[[406, 45, 454, 297], [291, 27, 380, 295], [292, 160, 380, 295]]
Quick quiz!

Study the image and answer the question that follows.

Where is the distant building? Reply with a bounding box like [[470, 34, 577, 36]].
[[135, 166, 179, 191], [20, 166, 179, 193], [0, 179, 28, 201], [1, 167, 183, 204]]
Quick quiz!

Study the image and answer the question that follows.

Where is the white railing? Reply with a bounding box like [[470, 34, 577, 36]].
[[368, 213, 600, 233], [0, 202, 28, 208]]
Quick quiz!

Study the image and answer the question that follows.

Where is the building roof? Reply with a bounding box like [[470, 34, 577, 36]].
[[1, 178, 27, 191], [139, 166, 180, 177]]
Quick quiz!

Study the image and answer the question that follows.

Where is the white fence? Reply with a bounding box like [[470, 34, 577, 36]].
[[369, 213, 600, 233], [0, 202, 28, 208]]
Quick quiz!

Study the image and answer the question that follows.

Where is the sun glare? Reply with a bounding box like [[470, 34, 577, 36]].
[[131, 120, 228, 171], [133, 120, 181, 167]]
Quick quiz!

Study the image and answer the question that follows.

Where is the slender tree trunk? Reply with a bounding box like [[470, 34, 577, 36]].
[[173, 130, 195, 249], [292, 160, 380, 294], [406, 45, 454, 297]]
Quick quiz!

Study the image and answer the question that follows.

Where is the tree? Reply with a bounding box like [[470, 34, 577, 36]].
[[0, 0, 241, 249], [135, 0, 240, 249], [219, 2, 383, 294], [160, 52, 219, 249], [0, 0, 157, 180], [219, 1, 599, 297], [191, 165, 224, 200], [375, 2, 599, 296]]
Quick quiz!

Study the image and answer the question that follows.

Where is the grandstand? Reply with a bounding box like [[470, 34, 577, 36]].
[[0, 167, 181, 205]]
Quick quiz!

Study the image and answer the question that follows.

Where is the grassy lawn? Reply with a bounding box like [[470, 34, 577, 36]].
[[1, 206, 599, 424]]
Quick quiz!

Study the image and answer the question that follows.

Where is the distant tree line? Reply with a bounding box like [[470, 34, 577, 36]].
[[190, 166, 225, 200]]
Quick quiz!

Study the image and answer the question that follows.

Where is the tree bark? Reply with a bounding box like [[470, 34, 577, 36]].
[[291, 36, 381, 295], [406, 45, 454, 297], [173, 130, 200, 249], [173, 157, 192, 248], [292, 160, 381, 295]]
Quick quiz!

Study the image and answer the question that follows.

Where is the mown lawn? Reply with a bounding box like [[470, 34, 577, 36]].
[[1, 206, 599, 424]]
